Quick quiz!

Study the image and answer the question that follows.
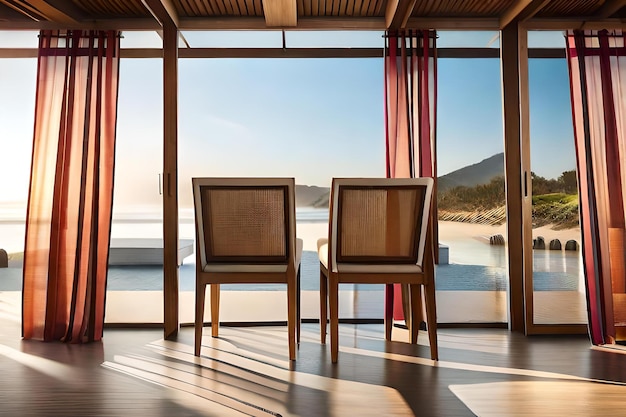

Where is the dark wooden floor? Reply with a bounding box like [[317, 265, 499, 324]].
[[1, 310, 626, 416]]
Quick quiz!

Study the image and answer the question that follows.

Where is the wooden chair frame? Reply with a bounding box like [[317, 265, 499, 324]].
[[192, 177, 301, 360], [319, 177, 438, 363]]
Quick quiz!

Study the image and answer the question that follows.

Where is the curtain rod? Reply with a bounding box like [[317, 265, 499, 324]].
[[565, 30, 624, 37], [383, 31, 438, 39], [38, 31, 123, 38]]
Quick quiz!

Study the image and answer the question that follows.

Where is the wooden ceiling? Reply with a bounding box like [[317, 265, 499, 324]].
[[0, 0, 624, 30]]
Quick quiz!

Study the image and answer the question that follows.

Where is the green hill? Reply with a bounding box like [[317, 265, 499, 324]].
[[438, 153, 504, 193]]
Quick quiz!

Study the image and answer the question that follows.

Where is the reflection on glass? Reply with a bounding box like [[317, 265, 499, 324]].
[[106, 59, 164, 309], [529, 57, 585, 325], [436, 58, 506, 324], [0, 58, 36, 292]]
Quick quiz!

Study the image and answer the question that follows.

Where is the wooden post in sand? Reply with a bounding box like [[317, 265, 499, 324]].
[[0, 249, 7, 268]]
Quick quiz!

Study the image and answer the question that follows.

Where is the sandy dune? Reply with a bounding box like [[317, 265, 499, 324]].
[[297, 221, 581, 253]]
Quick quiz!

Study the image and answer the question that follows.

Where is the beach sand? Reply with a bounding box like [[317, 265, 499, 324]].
[[298, 220, 581, 251], [437, 221, 581, 244]]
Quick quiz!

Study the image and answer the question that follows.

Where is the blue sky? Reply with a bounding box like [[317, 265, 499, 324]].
[[0, 30, 576, 208], [438, 56, 576, 180]]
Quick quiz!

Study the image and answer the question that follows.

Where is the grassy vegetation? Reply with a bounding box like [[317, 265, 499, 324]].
[[300, 170, 581, 229], [438, 174, 580, 229], [531, 193, 579, 229], [438, 176, 505, 212]]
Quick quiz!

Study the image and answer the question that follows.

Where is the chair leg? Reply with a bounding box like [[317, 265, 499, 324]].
[[409, 284, 423, 344], [424, 282, 439, 361], [210, 284, 220, 337], [195, 283, 206, 356], [384, 284, 394, 340], [320, 267, 328, 344], [287, 274, 297, 361], [297, 266, 301, 346], [329, 274, 339, 363], [401, 283, 412, 331]]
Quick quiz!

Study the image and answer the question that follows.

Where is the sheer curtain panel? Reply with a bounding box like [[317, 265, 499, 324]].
[[384, 30, 437, 323], [22, 30, 120, 343], [566, 29, 626, 344]]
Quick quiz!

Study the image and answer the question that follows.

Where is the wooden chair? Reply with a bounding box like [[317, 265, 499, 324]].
[[192, 177, 302, 360], [318, 177, 438, 363]]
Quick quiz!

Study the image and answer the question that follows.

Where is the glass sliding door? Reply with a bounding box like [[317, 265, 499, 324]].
[[0, 31, 39, 304], [178, 53, 383, 323], [527, 52, 586, 330], [436, 55, 507, 325], [106, 55, 164, 324], [0, 56, 37, 300]]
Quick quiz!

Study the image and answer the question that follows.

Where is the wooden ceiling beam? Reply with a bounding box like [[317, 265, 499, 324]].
[[0, 17, 161, 30], [385, 0, 417, 30], [1, 12, 623, 32], [261, 0, 297, 27], [142, 0, 179, 27], [405, 17, 500, 30], [179, 17, 500, 30], [179, 16, 384, 30], [28, 0, 79, 24], [595, 0, 626, 19], [500, 0, 551, 28], [155, 28, 190, 47], [0, 46, 568, 59], [0, 0, 43, 21], [0, 0, 80, 24], [523, 17, 626, 30]]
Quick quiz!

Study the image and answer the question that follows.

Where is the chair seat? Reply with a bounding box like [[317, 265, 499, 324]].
[[317, 238, 329, 269], [317, 242, 423, 274], [205, 239, 303, 273]]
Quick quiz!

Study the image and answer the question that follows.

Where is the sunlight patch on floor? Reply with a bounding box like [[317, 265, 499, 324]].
[[103, 327, 415, 417], [450, 380, 626, 416]]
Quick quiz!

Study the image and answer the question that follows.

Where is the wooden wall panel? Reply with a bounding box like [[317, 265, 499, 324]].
[[162, 22, 180, 340], [500, 22, 527, 333]]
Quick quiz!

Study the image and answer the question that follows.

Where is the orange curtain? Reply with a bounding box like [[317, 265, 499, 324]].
[[22, 30, 120, 343], [384, 30, 437, 321], [566, 30, 626, 345]]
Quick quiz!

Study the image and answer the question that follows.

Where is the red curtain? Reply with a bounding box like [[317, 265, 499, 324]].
[[384, 30, 437, 321], [566, 30, 626, 345], [22, 30, 120, 343]]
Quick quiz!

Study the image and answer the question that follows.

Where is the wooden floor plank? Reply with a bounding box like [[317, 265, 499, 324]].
[[2, 302, 626, 416]]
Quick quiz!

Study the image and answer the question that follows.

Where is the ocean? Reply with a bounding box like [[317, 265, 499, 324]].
[[0, 207, 329, 252], [0, 207, 583, 292]]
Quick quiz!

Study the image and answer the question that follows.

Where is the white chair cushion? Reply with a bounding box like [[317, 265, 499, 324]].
[[318, 240, 329, 269], [317, 237, 328, 252], [318, 240, 423, 273], [204, 238, 304, 273]]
